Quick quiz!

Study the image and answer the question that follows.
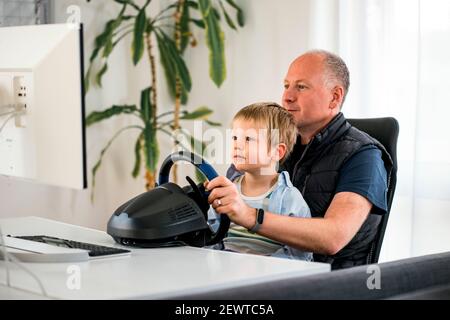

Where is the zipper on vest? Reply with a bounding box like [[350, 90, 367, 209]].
[[302, 174, 310, 194], [292, 137, 314, 179]]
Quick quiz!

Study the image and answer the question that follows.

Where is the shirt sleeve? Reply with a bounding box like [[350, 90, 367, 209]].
[[335, 146, 388, 214], [281, 187, 311, 219]]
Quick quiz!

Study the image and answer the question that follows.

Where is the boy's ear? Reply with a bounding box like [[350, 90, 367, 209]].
[[272, 143, 287, 162]]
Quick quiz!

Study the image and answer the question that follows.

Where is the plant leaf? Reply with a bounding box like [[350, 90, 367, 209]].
[[225, 0, 245, 26], [132, 8, 147, 65], [132, 132, 144, 178], [156, 30, 177, 100], [143, 123, 159, 173], [85, 47, 99, 91], [113, 0, 140, 10], [86, 7, 130, 91], [86, 105, 139, 126], [212, 7, 221, 21], [237, 10, 244, 27], [180, 106, 213, 120], [89, 46, 101, 63], [187, 0, 199, 10], [95, 63, 108, 87], [219, 0, 236, 30], [157, 30, 192, 91], [103, 37, 114, 58], [198, 0, 226, 87], [140, 87, 152, 122], [155, 29, 192, 98], [114, 0, 131, 5], [96, 8, 127, 59], [84, 65, 92, 92], [190, 19, 205, 28], [205, 119, 221, 126], [93, 20, 116, 55]]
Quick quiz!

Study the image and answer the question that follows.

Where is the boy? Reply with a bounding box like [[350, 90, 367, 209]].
[[208, 102, 312, 261]]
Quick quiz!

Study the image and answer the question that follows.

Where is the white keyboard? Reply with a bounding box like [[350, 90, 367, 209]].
[[1, 237, 89, 263]]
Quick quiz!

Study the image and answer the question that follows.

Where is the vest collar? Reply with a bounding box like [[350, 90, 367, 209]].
[[307, 112, 350, 148]]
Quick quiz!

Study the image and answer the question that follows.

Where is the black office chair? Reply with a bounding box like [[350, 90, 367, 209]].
[[347, 117, 399, 264]]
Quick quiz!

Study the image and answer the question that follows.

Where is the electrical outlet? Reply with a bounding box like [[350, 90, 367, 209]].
[[13, 76, 27, 128], [13, 76, 27, 105]]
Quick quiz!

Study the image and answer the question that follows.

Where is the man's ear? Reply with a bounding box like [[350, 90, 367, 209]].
[[272, 143, 287, 162], [330, 85, 344, 110]]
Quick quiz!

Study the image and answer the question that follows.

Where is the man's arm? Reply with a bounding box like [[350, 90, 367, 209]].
[[206, 176, 373, 255], [259, 147, 388, 254], [253, 192, 372, 255]]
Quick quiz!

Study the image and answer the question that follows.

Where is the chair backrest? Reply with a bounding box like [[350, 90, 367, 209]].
[[347, 117, 399, 264]]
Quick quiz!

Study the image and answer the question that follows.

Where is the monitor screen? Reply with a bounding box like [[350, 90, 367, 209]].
[[0, 23, 87, 189]]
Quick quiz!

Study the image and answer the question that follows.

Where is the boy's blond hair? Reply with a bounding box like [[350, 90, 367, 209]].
[[232, 102, 298, 162]]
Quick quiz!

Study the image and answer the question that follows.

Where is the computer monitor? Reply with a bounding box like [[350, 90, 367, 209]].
[[0, 23, 87, 189]]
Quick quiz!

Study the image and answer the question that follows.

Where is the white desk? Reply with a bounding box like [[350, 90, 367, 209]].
[[0, 216, 330, 299]]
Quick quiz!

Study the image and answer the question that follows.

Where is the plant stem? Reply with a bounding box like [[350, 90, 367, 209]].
[[158, 119, 175, 129], [153, 2, 176, 22], [174, 0, 184, 126], [157, 110, 175, 119], [145, 30, 158, 190], [145, 170, 156, 190], [154, 15, 175, 23], [127, 1, 140, 11], [172, 0, 185, 184], [113, 30, 133, 47], [159, 127, 190, 151], [113, 23, 134, 37], [145, 32, 157, 129]]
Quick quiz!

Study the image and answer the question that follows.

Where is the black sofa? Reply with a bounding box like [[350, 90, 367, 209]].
[[174, 251, 450, 300]]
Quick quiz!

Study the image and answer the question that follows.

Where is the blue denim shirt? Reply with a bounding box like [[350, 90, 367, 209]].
[[223, 166, 313, 261]]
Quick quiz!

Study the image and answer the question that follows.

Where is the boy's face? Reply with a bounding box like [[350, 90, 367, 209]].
[[231, 119, 275, 173]]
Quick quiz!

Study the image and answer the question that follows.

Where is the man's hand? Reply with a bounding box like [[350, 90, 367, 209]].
[[205, 176, 256, 228]]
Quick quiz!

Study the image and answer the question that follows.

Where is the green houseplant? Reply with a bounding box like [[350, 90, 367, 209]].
[[84, 0, 245, 198]]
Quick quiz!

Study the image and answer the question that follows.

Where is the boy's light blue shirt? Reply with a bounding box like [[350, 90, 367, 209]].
[[224, 168, 313, 261]]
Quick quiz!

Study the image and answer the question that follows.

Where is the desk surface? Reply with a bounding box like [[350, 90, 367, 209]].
[[0, 216, 330, 299]]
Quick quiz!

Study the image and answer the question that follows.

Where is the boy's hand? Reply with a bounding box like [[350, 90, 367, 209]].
[[204, 176, 256, 229]]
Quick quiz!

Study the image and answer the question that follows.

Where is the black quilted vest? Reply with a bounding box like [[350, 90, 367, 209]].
[[282, 113, 393, 270]]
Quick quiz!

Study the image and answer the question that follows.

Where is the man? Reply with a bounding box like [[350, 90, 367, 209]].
[[206, 50, 393, 269]]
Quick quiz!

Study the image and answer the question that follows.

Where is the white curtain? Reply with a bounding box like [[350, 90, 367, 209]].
[[316, 0, 450, 262]]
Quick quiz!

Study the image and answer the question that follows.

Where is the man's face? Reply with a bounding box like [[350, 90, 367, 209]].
[[282, 54, 337, 134]]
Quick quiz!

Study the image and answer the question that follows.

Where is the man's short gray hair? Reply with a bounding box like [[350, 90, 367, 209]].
[[306, 49, 350, 105]]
